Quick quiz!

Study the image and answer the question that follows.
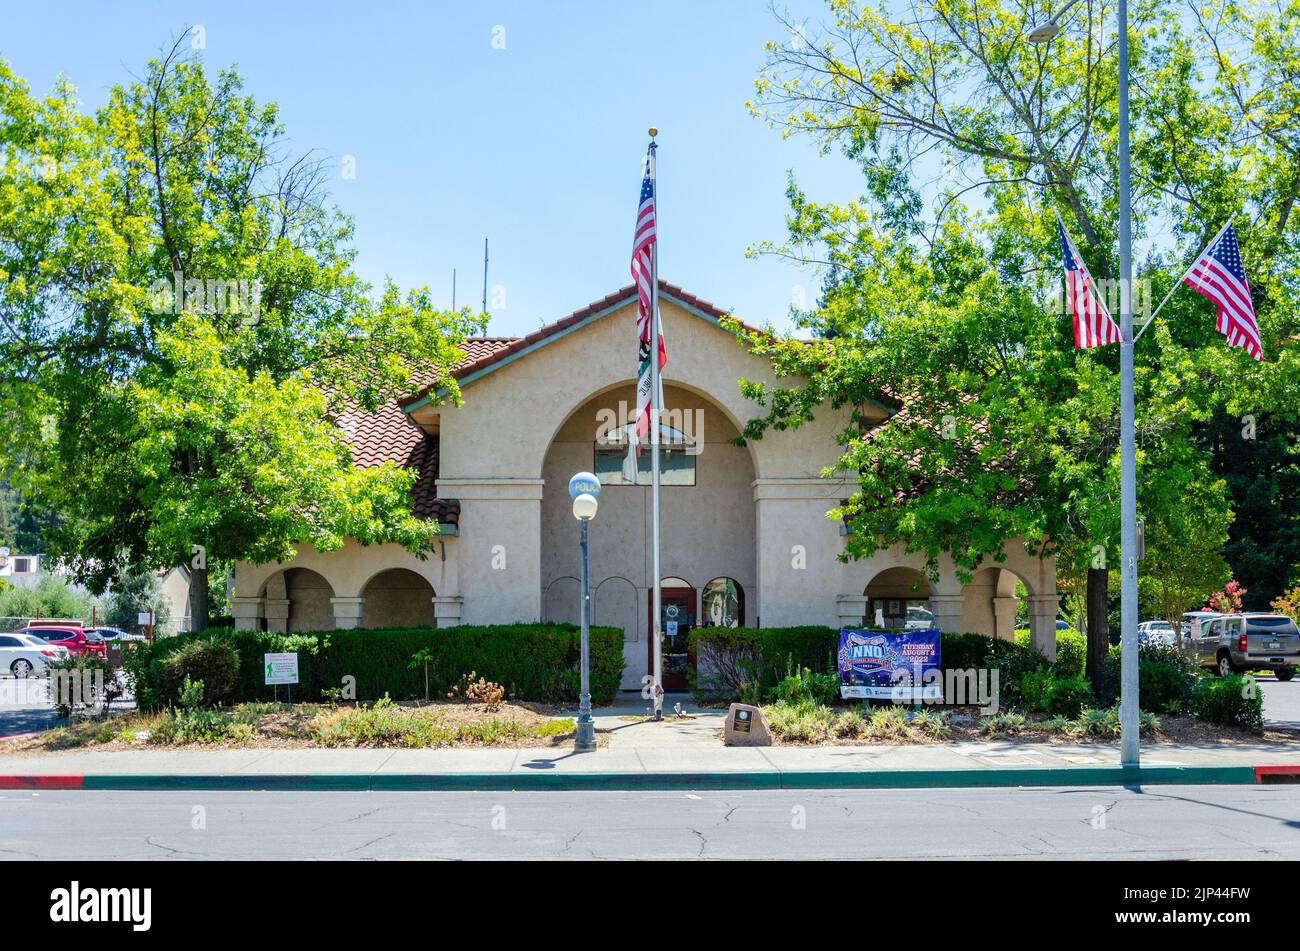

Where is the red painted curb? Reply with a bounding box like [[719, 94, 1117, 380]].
[[0, 775, 84, 790], [1255, 765, 1300, 783]]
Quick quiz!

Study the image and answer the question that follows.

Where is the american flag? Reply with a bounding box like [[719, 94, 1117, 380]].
[[1058, 216, 1121, 349], [632, 149, 665, 452], [1184, 223, 1261, 360]]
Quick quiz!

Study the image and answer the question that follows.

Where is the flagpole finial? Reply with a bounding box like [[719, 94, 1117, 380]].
[[648, 127, 658, 138]]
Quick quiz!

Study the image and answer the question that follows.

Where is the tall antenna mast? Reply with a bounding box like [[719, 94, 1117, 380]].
[[481, 237, 489, 334], [452, 268, 457, 311]]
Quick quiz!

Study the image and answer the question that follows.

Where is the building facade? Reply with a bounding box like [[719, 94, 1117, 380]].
[[233, 282, 1060, 691]]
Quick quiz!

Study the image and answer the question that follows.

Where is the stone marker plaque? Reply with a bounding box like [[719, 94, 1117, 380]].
[[723, 702, 771, 747]]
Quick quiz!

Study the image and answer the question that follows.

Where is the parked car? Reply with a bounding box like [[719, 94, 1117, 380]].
[[1182, 610, 1221, 638], [904, 606, 936, 630], [1189, 613, 1299, 679], [87, 627, 145, 643], [1138, 620, 1176, 645], [13, 625, 107, 659], [0, 633, 70, 677]]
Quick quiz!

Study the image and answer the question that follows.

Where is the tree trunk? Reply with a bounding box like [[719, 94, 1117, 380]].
[[1085, 567, 1110, 692], [189, 563, 209, 633]]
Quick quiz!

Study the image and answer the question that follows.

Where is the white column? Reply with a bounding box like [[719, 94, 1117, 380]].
[[330, 596, 364, 631], [231, 597, 264, 632], [432, 596, 464, 629], [1028, 594, 1061, 662]]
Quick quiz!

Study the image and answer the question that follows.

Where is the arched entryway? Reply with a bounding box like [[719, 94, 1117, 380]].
[[863, 567, 934, 630], [360, 568, 436, 628], [540, 381, 757, 690], [961, 567, 1029, 641], [262, 567, 336, 633]]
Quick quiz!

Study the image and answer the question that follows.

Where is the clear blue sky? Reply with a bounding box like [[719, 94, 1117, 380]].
[[1, 0, 867, 337]]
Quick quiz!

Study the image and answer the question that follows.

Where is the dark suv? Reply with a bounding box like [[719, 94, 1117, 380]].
[[1190, 613, 1299, 679]]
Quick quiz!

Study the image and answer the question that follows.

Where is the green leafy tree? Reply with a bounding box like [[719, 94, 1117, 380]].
[[743, 0, 1299, 686], [0, 38, 483, 629], [105, 567, 172, 634], [0, 573, 96, 621]]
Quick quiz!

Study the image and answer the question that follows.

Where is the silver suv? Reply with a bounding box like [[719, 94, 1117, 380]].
[[1190, 613, 1299, 680]]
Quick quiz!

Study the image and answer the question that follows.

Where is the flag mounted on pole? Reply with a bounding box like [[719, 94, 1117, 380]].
[[633, 130, 666, 718], [632, 146, 666, 457], [1057, 212, 1121, 349], [1183, 222, 1261, 360]]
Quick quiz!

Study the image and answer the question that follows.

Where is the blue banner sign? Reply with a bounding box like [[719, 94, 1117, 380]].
[[837, 628, 942, 701]]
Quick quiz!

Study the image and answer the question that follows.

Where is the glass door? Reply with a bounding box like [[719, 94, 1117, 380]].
[[649, 585, 696, 689]]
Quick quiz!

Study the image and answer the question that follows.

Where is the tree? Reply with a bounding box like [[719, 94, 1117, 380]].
[[105, 567, 171, 634], [743, 0, 1299, 685], [0, 573, 98, 621], [0, 37, 483, 628]]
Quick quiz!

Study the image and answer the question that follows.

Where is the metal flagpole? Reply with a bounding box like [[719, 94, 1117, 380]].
[[1134, 219, 1233, 342], [648, 128, 664, 720], [1117, 0, 1140, 767]]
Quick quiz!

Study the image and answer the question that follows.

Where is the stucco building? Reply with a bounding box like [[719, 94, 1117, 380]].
[[233, 281, 1060, 691]]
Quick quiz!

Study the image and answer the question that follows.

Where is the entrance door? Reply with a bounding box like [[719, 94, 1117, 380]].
[[648, 585, 696, 689]]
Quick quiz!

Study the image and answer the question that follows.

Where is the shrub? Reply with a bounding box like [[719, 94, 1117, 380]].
[[447, 672, 505, 712], [1017, 667, 1057, 713], [126, 624, 625, 710], [1054, 630, 1087, 678], [1139, 660, 1195, 714], [911, 708, 951, 739], [162, 638, 239, 706], [1097, 643, 1199, 712], [866, 705, 910, 740], [690, 626, 839, 699], [833, 708, 866, 738], [42, 655, 115, 718], [1043, 675, 1093, 718], [979, 711, 1026, 737], [1190, 676, 1263, 732], [763, 699, 834, 743], [1076, 707, 1120, 737]]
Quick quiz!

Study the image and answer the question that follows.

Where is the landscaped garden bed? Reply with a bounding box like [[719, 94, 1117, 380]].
[[755, 700, 1294, 746], [695, 626, 1293, 748], [5, 697, 581, 751]]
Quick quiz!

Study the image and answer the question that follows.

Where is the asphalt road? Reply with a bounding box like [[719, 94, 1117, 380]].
[[1259, 678, 1300, 731], [1, 785, 1298, 860]]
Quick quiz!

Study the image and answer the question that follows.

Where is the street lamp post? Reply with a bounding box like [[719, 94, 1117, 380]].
[[1029, 0, 1140, 766], [569, 472, 601, 753]]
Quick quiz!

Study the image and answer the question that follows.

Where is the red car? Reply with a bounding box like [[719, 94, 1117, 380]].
[[15, 626, 107, 659]]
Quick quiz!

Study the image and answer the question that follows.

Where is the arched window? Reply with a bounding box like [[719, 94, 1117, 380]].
[[702, 577, 744, 628], [593, 422, 696, 486]]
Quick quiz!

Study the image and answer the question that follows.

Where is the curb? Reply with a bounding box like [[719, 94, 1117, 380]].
[[0, 764, 1264, 792]]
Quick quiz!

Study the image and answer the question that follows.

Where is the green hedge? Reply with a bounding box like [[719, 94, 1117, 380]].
[[126, 624, 625, 710], [688, 626, 1052, 703], [1190, 675, 1264, 732]]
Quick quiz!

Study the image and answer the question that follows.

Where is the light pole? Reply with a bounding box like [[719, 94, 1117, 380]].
[[1029, 0, 1140, 766], [569, 471, 601, 753]]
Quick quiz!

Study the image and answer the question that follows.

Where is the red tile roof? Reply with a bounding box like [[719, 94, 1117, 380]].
[[336, 400, 456, 525]]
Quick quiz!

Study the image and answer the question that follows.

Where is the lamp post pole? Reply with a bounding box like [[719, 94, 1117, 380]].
[[1116, 0, 1141, 767], [576, 513, 596, 752], [569, 472, 601, 753], [1028, 0, 1140, 767]]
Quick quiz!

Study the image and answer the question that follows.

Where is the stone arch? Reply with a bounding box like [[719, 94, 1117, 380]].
[[960, 566, 1033, 642], [594, 575, 639, 643], [261, 567, 335, 633], [862, 566, 934, 629], [538, 378, 761, 480], [543, 575, 581, 626], [360, 568, 436, 629]]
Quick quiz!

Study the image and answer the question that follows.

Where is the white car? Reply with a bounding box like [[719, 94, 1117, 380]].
[[1138, 620, 1176, 645], [0, 632, 70, 677]]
